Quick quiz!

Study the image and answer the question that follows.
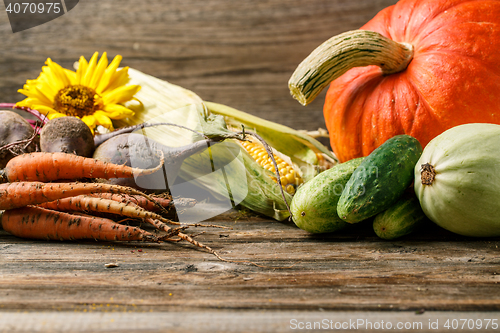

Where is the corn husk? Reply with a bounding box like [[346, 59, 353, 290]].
[[206, 101, 336, 182], [115, 68, 334, 220]]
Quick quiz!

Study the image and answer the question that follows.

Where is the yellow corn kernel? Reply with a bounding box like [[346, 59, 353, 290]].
[[285, 184, 296, 195], [285, 172, 296, 184], [240, 140, 303, 192]]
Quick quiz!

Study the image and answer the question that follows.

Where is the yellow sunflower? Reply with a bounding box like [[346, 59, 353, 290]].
[[16, 52, 140, 133]]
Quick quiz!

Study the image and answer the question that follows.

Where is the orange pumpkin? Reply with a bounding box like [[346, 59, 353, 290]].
[[289, 0, 500, 162]]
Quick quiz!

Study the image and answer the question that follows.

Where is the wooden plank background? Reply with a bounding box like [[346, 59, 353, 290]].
[[1, 213, 500, 312], [0, 0, 398, 136], [1, 212, 499, 326]]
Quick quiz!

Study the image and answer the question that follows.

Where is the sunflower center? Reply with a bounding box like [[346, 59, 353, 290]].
[[53, 85, 101, 117]]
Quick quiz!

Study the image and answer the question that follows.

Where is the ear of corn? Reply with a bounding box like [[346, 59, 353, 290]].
[[240, 139, 302, 195], [205, 101, 336, 170], [114, 68, 335, 220], [177, 142, 294, 221]]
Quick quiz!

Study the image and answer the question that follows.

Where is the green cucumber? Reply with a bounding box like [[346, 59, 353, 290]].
[[290, 157, 364, 233], [373, 192, 428, 240], [337, 135, 422, 223]]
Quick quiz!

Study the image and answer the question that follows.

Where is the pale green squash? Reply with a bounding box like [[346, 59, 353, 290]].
[[414, 123, 500, 237]]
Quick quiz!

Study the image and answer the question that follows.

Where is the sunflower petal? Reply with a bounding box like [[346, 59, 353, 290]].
[[46, 112, 67, 120], [32, 105, 58, 117], [65, 68, 77, 85], [102, 84, 141, 105], [92, 110, 114, 130], [100, 67, 129, 94], [46, 58, 71, 87], [16, 97, 38, 108], [102, 103, 135, 119], [89, 52, 108, 89], [81, 115, 97, 129], [96, 54, 122, 94], [34, 74, 59, 97], [17, 87, 53, 106], [81, 52, 99, 86], [76, 56, 89, 84], [40, 66, 65, 92], [34, 85, 56, 105]]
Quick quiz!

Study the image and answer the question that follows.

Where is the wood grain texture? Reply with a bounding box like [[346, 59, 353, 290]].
[[1, 311, 499, 333], [1, 212, 499, 313], [0, 0, 398, 137]]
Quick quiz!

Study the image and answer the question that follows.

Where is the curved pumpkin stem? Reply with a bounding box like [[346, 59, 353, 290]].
[[289, 30, 414, 106]]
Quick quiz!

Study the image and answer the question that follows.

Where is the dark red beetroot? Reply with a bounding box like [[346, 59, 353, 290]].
[[39, 116, 95, 157], [0, 110, 38, 168]]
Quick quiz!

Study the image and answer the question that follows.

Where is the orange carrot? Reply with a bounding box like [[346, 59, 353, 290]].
[[0, 206, 157, 242], [87, 193, 197, 212], [0, 151, 163, 183], [37, 195, 223, 229], [0, 181, 158, 210], [37, 195, 178, 226], [87, 193, 175, 211]]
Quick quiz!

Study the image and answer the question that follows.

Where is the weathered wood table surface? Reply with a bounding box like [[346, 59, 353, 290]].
[[1, 210, 500, 332], [1, 0, 499, 332]]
